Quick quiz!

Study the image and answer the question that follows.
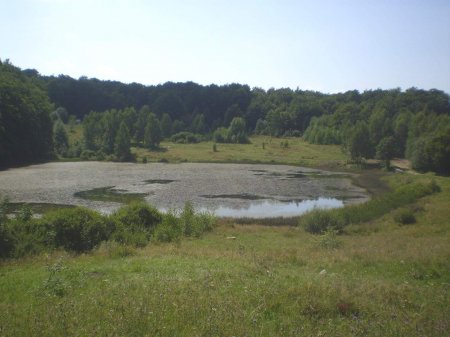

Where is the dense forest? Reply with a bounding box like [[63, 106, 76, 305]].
[[1, 59, 450, 174]]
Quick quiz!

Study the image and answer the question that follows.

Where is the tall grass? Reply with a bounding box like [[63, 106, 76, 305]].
[[299, 178, 440, 233]]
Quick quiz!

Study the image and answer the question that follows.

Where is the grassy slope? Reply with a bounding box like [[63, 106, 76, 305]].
[[133, 136, 346, 169], [1, 175, 449, 336]]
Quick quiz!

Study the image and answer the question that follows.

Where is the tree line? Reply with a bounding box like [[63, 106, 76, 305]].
[[1, 59, 450, 174]]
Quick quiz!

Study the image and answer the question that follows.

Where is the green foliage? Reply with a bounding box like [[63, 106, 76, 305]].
[[41, 207, 111, 253], [5, 219, 53, 258], [393, 208, 416, 225], [424, 127, 450, 175], [96, 241, 136, 258], [280, 140, 289, 148], [160, 113, 173, 138], [315, 228, 341, 249], [179, 201, 216, 238], [212, 143, 217, 152], [170, 131, 200, 144], [303, 116, 341, 145], [50, 107, 69, 123], [343, 122, 373, 164], [191, 113, 208, 134], [300, 179, 440, 234], [110, 202, 162, 247], [144, 113, 162, 149], [213, 118, 249, 144], [212, 127, 229, 143], [298, 208, 344, 234], [101, 109, 121, 154], [0, 61, 53, 167], [0, 197, 13, 257], [53, 120, 69, 156], [265, 109, 294, 136], [39, 258, 68, 297], [254, 118, 269, 135], [228, 117, 249, 143], [134, 105, 150, 143], [111, 202, 162, 232], [154, 210, 183, 243], [376, 136, 396, 169], [114, 121, 132, 161]]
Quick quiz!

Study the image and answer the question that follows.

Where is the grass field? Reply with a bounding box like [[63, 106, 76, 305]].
[[1, 173, 449, 336], [132, 136, 346, 169]]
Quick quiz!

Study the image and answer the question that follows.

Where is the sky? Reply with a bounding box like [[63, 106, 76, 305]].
[[1, 0, 449, 93]]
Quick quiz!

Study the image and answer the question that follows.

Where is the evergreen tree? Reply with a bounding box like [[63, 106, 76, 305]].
[[160, 113, 173, 138], [114, 122, 132, 161], [144, 113, 162, 149]]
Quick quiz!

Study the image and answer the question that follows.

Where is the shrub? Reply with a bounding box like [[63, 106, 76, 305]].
[[155, 204, 216, 242], [171, 132, 200, 144], [180, 201, 196, 236], [298, 209, 344, 234], [110, 202, 162, 247], [393, 208, 416, 225], [190, 211, 216, 237], [41, 207, 110, 253], [5, 219, 53, 258], [111, 202, 162, 232], [154, 210, 183, 243], [213, 127, 229, 143], [0, 197, 13, 257], [315, 228, 341, 249], [80, 150, 97, 160], [0, 222, 13, 258], [300, 180, 440, 234]]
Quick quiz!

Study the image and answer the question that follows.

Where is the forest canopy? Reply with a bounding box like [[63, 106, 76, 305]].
[[1, 60, 450, 174]]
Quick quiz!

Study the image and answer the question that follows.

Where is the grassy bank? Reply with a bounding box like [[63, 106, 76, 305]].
[[1, 173, 449, 336]]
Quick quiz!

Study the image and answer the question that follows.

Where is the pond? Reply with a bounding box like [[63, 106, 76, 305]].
[[0, 162, 368, 218]]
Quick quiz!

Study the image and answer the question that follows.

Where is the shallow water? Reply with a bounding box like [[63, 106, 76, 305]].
[[0, 162, 368, 218]]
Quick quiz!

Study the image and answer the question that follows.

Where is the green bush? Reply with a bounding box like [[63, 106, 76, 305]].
[[393, 208, 416, 225], [111, 202, 162, 232], [42, 207, 110, 253], [298, 208, 344, 234], [5, 219, 53, 258], [170, 132, 200, 144], [154, 210, 183, 243], [110, 202, 162, 247], [155, 204, 216, 242], [316, 228, 342, 249], [213, 127, 229, 143], [180, 202, 216, 237], [111, 228, 149, 247]]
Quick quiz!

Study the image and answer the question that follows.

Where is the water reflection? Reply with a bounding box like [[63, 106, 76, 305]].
[[199, 197, 343, 218]]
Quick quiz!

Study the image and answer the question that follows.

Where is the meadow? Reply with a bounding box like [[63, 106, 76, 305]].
[[1, 132, 449, 336], [0, 173, 449, 336], [132, 136, 346, 170]]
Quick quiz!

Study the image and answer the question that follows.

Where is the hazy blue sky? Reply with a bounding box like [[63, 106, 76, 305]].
[[1, 0, 449, 93]]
